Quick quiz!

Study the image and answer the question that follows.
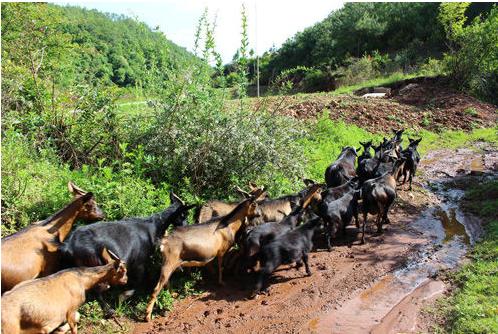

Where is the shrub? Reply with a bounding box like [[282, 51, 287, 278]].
[[1, 129, 172, 236], [335, 55, 380, 87], [141, 63, 307, 199], [440, 4, 498, 103]]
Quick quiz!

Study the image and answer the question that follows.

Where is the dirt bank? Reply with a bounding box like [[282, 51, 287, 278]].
[[251, 79, 497, 133], [132, 145, 497, 334]]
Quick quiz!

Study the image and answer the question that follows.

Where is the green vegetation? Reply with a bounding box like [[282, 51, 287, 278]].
[[405, 127, 498, 156], [1, 2, 497, 332], [221, 3, 496, 100], [440, 180, 498, 333]]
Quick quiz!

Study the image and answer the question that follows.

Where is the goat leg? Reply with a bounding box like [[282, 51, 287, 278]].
[[67, 309, 78, 334], [96, 290, 115, 319], [302, 253, 311, 276], [376, 211, 383, 233], [145, 261, 177, 322], [217, 255, 225, 286], [361, 211, 368, 245]]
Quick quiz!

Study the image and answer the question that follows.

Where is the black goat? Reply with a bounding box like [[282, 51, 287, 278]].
[[321, 177, 359, 203], [252, 217, 322, 296], [357, 140, 373, 165], [317, 190, 360, 251], [359, 159, 405, 244], [243, 184, 322, 272], [59, 192, 194, 310], [399, 138, 422, 190], [324, 147, 358, 187], [357, 145, 398, 184]]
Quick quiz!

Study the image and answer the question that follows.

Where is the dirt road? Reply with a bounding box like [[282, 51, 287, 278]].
[[133, 145, 497, 334]]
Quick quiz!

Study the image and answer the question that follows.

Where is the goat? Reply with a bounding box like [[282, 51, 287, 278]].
[[144, 194, 262, 321], [59, 191, 194, 308], [1, 248, 127, 334], [324, 147, 358, 187], [243, 184, 323, 272], [359, 158, 405, 244], [321, 177, 359, 203], [196, 182, 266, 224], [317, 189, 360, 251], [357, 140, 373, 165], [399, 138, 422, 190], [1, 182, 104, 293], [250, 182, 324, 225], [252, 217, 323, 297]]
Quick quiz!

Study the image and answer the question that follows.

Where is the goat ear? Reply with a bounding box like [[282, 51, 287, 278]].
[[415, 138, 422, 145], [81, 192, 94, 203], [68, 181, 87, 197], [356, 146, 362, 152]]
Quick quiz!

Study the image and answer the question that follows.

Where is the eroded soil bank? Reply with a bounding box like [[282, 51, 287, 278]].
[[133, 144, 497, 334]]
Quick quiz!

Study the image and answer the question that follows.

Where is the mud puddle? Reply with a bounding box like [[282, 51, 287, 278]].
[[314, 174, 485, 333]]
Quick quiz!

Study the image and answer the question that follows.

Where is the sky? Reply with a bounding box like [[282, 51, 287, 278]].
[[54, 0, 344, 64]]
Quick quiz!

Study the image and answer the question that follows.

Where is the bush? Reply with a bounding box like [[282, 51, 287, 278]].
[[335, 56, 380, 87], [272, 66, 334, 94], [141, 63, 307, 199], [440, 4, 498, 103], [1, 129, 172, 236]]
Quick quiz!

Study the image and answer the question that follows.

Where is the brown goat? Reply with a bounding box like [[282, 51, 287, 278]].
[[144, 194, 262, 321], [196, 183, 266, 223], [1, 182, 104, 293], [1, 248, 127, 334]]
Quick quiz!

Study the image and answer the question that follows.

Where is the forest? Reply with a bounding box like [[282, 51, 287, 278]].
[[1, 2, 497, 333]]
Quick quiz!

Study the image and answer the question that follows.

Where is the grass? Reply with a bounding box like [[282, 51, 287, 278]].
[[330, 72, 420, 96], [437, 180, 498, 334], [402, 126, 498, 156]]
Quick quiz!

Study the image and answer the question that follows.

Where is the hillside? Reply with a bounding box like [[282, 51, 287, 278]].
[[1, 3, 199, 91], [247, 77, 497, 133]]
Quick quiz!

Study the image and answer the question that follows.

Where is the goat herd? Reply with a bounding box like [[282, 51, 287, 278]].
[[1, 129, 422, 333]]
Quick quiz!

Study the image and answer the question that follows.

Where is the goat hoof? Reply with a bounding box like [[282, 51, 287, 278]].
[[306, 271, 312, 277]]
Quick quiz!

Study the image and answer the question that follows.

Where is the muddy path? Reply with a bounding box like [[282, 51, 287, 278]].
[[133, 145, 497, 334]]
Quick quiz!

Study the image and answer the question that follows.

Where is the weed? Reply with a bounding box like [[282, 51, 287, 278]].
[[464, 107, 478, 117]]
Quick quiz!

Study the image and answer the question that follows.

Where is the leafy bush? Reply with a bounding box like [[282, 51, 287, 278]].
[[1, 129, 172, 236], [142, 63, 307, 198], [440, 4, 498, 103], [335, 56, 380, 87]]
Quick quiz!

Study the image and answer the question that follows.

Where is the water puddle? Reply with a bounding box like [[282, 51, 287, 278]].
[[314, 178, 484, 334]]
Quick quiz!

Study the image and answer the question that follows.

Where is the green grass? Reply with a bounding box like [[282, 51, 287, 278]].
[[402, 126, 498, 156], [439, 180, 498, 334], [329, 72, 421, 96], [300, 111, 381, 181]]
